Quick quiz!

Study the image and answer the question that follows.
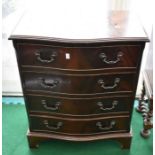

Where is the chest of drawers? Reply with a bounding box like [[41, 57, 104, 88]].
[[9, 3, 149, 149]]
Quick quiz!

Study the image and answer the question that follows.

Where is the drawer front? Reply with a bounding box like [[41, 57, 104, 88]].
[[26, 95, 133, 116], [30, 115, 130, 135], [23, 72, 135, 95], [17, 43, 142, 70]]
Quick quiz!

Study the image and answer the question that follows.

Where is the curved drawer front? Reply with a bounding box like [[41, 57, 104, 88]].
[[23, 72, 135, 95], [26, 94, 133, 116], [30, 115, 129, 135], [17, 43, 142, 70]]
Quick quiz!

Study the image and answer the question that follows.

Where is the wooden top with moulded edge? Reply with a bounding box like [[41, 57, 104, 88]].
[[9, 0, 149, 43]]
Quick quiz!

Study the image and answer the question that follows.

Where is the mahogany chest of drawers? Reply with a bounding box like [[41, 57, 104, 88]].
[[9, 2, 149, 149]]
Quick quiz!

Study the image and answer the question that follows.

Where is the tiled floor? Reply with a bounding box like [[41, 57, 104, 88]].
[[2, 96, 25, 105]]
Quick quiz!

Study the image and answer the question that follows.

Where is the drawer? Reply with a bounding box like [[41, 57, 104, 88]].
[[26, 94, 133, 116], [30, 115, 130, 135], [23, 72, 135, 95], [17, 43, 142, 70]]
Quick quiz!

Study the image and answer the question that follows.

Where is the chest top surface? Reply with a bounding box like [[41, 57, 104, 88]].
[[10, 0, 149, 43]]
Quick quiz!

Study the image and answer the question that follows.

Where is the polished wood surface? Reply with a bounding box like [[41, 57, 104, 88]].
[[11, 38, 147, 149], [26, 94, 133, 116], [137, 34, 152, 138], [27, 131, 132, 149], [17, 43, 143, 70], [23, 72, 135, 95], [137, 71, 153, 138], [9, 3, 149, 149], [29, 115, 130, 135], [9, 1, 148, 42]]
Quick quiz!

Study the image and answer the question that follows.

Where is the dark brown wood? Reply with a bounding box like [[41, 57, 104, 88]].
[[23, 71, 136, 95], [29, 114, 130, 135], [16, 43, 143, 70], [117, 136, 132, 149], [9, 8, 149, 43], [139, 70, 153, 138], [27, 130, 132, 149], [27, 134, 45, 148], [25, 94, 133, 116], [11, 40, 146, 149], [136, 81, 146, 112], [9, 7, 149, 149]]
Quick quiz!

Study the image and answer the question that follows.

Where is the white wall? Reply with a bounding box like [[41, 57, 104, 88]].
[[130, 0, 153, 97], [2, 0, 28, 96]]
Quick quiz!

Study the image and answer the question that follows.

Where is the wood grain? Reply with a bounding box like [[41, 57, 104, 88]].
[[23, 72, 136, 95], [16, 43, 143, 70], [9, 7, 149, 42], [10, 3, 149, 149], [26, 94, 133, 116], [29, 114, 130, 135]]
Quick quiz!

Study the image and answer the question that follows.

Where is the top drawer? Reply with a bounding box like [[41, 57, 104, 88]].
[[16, 43, 142, 70]]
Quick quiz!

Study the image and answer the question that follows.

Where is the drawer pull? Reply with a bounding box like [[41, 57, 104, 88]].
[[97, 100, 118, 111], [40, 78, 59, 89], [43, 120, 63, 130], [35, 51, 57, 63], [98, 78, 120, 89], [96, 121, 116, 130], [99, 52, 123, 64], [41, 100, 61, 111]]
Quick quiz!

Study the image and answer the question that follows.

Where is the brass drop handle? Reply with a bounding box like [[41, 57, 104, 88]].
[[43, 120, 63, 130], [41, 100, 61, 111], [97, 100, 118, 111], [98, 78, 120, 89], [96, 121, 116, 130], [35, 51, 57, 63], [39, 78, 59, 89], [99, 52, 123, 64]]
